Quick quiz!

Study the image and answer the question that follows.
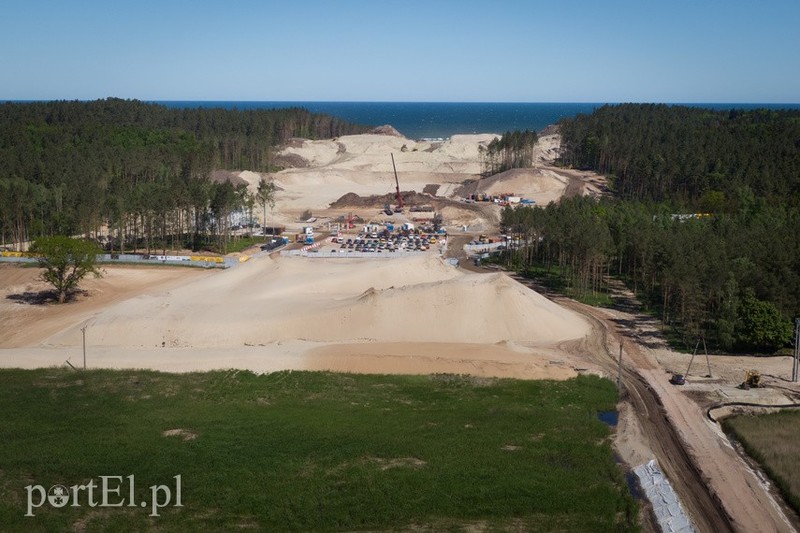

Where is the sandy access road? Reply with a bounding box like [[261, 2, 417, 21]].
[[510, 273, 800, 532]]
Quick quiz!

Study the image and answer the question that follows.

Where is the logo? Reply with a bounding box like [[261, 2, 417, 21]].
[[48, 485, 70, 507], [25, 475, 182, 517]]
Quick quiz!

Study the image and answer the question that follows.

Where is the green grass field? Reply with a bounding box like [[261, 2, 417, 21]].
[[0, 369, 637, 531], [723, 410, 800, 517]]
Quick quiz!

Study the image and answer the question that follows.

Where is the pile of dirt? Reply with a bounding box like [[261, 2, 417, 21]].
[[329, 191, 487, 215], [454, 167, 569, 204], [271, 152, 310, 169], [371, 125, 404, 137], [330, 191, 431, 208], [422, 184, 441, 196], [210, 170, 247, 186]]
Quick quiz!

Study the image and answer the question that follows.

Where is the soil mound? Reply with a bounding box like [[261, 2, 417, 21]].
[[371, 125, 404, 137]]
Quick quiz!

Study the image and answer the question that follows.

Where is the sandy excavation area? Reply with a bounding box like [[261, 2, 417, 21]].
[[3, 128, 797, 530], [0, 255, 597, 379], [0, 127, 605, 379], [235, 128, 605, 232]]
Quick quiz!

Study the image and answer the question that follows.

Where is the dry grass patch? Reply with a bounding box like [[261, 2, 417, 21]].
[[723, 409, 800, 515], [161, 428, 198, 441]]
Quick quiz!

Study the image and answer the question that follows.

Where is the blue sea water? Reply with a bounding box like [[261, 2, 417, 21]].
[[157, 101, 602, 139], [155, 101, 800, 140]]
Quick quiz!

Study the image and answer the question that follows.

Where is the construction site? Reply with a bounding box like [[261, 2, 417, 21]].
[[2, 127, 800, 532]]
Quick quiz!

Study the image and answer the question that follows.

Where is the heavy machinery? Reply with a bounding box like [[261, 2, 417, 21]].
[[740, 370, 762, 389], [390, 153, 404, 213]]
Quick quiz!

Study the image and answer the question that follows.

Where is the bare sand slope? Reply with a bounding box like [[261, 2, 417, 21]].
[[244, 134, 500, 216], [4, 255, 594, 378], [457, 168, 571, 206], [277, 133, 497, 175], [0, 265, 213, 348], [43, 255, 588, 349], [234, 131, 600, 229]]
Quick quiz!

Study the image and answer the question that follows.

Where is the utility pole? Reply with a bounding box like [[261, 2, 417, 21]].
[[81, 325, 87, 370], [793, 318, 799, 383]]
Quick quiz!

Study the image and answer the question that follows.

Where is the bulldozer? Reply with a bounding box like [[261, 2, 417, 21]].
[[739, 370, 761, 390]]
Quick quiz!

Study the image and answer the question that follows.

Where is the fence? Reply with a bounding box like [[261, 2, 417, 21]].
[[0, 251, 241, 269]]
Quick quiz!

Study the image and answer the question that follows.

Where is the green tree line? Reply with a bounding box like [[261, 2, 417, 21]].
[[501, 195, 798, 352], [0, 99, 369, 250], [480, 129, 538, 176], [507, 104, 800, 352], [557, 104, 800, 207]]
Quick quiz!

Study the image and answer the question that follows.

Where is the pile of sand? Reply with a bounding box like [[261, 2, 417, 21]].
[[259, 131, 588, 224], [39, 255, 590, 364], [456, 168, 570, 205]]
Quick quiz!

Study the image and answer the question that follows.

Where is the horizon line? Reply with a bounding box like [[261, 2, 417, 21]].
[[3, 98, 800, 106]]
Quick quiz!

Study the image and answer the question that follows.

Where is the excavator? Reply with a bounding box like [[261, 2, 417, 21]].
[[739, 370, 762, 389]]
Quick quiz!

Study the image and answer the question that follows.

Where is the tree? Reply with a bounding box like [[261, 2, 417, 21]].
[[255, 177, 276, 238], [736, 292, 793, 352], [30, 236, 103, 304]]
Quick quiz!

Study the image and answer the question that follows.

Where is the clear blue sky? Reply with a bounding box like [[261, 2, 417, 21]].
[[2, 0, 799, 103]]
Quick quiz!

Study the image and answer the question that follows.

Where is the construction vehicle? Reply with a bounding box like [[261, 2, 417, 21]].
[[671, 337, 712, 386], [390, 153, 404, 213], [739, 370, 761, 389]]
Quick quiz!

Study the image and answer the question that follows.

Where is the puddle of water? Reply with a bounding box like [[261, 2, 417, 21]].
[[624, 470, 645, 501], [597, 410, 618, 426], [613, 452, 646, 502]]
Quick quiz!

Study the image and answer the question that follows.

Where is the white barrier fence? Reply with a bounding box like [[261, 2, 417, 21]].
[[0, 252, 239, 269]]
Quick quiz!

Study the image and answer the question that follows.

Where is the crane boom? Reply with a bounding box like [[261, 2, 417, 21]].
[[391, 153, 404, 211]]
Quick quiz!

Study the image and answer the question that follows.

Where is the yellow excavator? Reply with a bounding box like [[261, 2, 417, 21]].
[[740, 370, 761, 389]]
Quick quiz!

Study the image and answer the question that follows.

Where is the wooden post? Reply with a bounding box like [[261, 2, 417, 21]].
[[617, 343, 623, 390], [792, 318, 800, 383], [81, 325, 87, 370]]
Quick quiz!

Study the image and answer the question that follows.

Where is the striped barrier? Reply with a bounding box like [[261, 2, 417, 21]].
[[300, 241, 323, 252]]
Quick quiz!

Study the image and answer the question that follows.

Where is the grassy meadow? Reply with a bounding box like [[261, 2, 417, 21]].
[[723, 410, 800, 516], [0, 369, 637, 531]]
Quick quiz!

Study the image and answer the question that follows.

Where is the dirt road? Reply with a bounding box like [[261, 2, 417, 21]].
[[508, 272, 798, 533]]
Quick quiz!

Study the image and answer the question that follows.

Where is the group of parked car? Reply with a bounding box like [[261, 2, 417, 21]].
[[335, 233, 439, 253]]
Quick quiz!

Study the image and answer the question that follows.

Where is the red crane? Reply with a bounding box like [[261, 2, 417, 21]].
[[391, 153, 404, 212]]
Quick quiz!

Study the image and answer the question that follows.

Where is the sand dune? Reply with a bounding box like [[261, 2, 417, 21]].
[[42, 255, 588, 352]]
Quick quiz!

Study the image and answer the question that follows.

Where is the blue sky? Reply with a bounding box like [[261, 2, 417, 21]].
[[2, 0, 798, 102]]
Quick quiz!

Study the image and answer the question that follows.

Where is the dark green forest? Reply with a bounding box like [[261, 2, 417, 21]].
[[557, 103, 800, 206], [479, 129, 538, 176], [500, 105, 800, 352], [0, 98, 369, 251]]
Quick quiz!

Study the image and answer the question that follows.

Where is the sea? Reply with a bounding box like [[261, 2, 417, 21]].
[[155, 101, 800, 140]]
